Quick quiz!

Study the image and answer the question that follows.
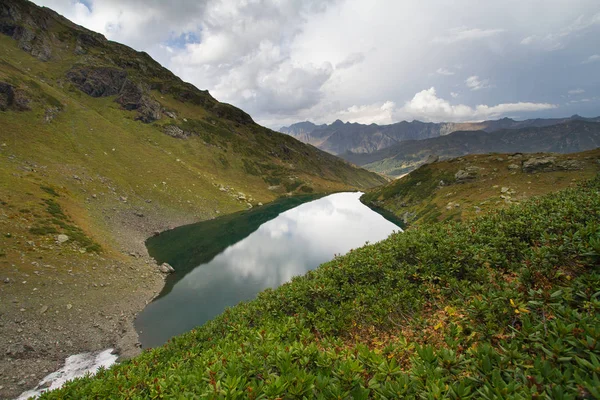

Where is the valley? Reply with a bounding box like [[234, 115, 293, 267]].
[[1, 0, 599, 399]]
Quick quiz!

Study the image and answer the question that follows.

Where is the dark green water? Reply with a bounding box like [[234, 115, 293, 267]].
[[136, 192, 401, 348]]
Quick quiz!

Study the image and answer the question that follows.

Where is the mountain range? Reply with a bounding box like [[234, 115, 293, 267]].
[[280, 116, 600, 176], [280, 115, 600, 156], [344, 120, 600, 176]]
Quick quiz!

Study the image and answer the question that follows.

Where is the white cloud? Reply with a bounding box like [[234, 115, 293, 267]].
[[583, 54, 600, 64], [568, 88, 585, 95], [436, 68, 455, 76], [432, 27, 504, 44], [521, 12, 600, 51], [336, 53, 366, 69], [397, 87, 556, 122], [465, 76, 492, 91], [31, 0, 598, 127], [333, 101, 396, 125]]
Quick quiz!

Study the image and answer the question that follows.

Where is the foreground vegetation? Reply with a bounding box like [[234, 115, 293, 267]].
[[42, 176, 600, 399]]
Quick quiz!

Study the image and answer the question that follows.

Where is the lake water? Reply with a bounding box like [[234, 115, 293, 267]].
[[136, 192, 401, 348]]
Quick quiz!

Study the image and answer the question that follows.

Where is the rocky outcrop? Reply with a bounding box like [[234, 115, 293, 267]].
[[455, 167, 479, 183], [522, 156, 583, 173], [0, 82, 30, 111], [116, 80, 161, 123], [66, 67, 127, 97], [163, 125, 191, 139], [0, 1, 52, 61], [66, 67, 161, 122], [0, 82, 14, 111]]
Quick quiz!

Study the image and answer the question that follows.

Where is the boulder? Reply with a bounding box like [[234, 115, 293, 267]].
[[158, 263, 175, 274], [0, 82, 15, 110], [556, 159, 583, 171], [455, 169, 477, 183], [522, 156, 556, 173], [56, 234, 69, 243], [163, 125, 190, 139], [507, 163, 520, 170]]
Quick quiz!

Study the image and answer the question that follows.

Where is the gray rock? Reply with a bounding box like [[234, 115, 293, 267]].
[[163, 125, 190, 139], [522, 156, 556, 173], [158, 263, 175, 274], [508, 164, 520, 170], [556, 159, 583, 171], [501, 187, 510, 193], [455, 169, 477, 183], [3, 278, 9, 284], [56, 234, 69, 244], [165, 111, 177, 119]]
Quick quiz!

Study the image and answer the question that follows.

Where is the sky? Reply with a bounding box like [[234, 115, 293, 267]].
[[34, 0, 600, 129]]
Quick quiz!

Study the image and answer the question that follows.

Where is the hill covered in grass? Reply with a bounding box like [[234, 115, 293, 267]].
[[361, 149, 600, 226], [41, 175, 600, 398], [0, 0, 385, 396]]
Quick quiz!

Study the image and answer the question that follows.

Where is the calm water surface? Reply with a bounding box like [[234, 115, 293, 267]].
[[136, 192, 401, 347]]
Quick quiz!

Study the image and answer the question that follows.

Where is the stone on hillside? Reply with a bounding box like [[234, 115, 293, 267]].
[[158, 263, 175, 274], [508, 164, 520, 170], [57, 234, 69, 243], [238, 193, 246, 200], [0, 82, 15, 111], [164, 111, 177, 119], [44, 107, 60, 123], [501, 187, 509, 193], [258, 202, 263, 206], [163, 125, 189, 139], [556, 160, 583, 171], [455, 169, 477, 183], [66, 67, 128, 97], [116, 80, 162, 123], [522, 156, 556, 173], [3, 277, 9, 284]]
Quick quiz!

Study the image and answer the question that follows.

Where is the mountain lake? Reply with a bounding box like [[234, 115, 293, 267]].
[[136, 192, 402, 348]]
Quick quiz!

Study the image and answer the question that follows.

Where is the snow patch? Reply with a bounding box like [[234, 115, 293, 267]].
[[16, 348, 117, 400]]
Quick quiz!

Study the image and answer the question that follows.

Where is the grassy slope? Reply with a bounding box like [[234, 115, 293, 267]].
[[362, 150, 600, 226], [42, 175, 600, 399]]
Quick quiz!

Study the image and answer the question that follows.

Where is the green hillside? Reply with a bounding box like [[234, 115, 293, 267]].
[[362, 149, 600, 226], [41, 175, 600, 399]]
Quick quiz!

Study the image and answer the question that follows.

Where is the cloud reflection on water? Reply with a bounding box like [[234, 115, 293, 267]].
[[137, 192, 400, 347]]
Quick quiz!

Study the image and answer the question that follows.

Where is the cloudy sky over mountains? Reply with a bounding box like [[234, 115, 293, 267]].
[[35, 0, 600, 128]]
